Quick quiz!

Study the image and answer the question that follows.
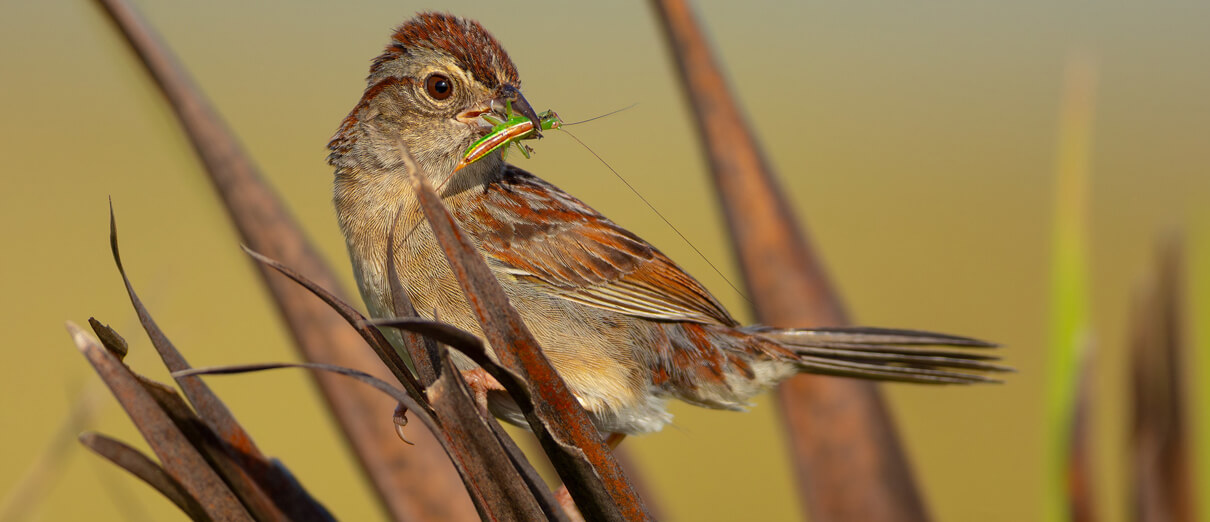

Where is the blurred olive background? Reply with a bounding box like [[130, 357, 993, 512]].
[[2, 1, 1207, 520]]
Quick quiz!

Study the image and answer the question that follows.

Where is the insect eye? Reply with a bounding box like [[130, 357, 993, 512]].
[[425, 74, 453, 100]]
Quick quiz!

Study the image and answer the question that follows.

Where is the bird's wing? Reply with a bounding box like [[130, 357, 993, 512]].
[[457, 167, 737, 326]]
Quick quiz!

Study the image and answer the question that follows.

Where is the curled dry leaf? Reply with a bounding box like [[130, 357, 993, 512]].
[[79, 432, 211, 521], [241, 246, 428, 411], [68, 321, 251, 521], [248, 241, 572, 521], [178, 359, 566, 522], [107, 207, 335, 522], [92, 0, 475, 516], [88, 317, 128, 360], [108, 204, 263, 462]]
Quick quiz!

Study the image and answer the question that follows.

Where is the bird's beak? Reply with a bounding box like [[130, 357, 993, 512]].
[[497, 85, 543, 138]]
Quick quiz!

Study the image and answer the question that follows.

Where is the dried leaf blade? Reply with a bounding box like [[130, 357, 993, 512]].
[[68, 321, 250, 521], [178, 359, 563, 521], [93, 0, 476, 515], [650, 2, 930, 519], [374, 132, 650, 521], [79, 432, 212, 521], [241, 245, 428, 411], [108, 202, 263, 460]]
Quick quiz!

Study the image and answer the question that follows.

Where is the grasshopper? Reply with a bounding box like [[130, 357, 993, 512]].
[[455, 100, 562, 172]]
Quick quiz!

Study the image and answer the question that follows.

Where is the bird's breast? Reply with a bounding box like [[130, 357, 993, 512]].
[[337, 180, 668, 433]]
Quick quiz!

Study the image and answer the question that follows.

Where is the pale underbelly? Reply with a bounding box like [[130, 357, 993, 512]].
[[350, 250, 674, 435]]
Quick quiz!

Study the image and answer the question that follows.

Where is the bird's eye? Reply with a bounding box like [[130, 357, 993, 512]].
[[425, 74, 453, 100]]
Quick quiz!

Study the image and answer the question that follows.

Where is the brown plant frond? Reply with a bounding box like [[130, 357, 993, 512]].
[[1067, 346, 1097, 522], [108, 202, 265, 470], [240, 246, 428, 411], [91, 0, 475, 517], [384, 207, 442, 387], [177, 356, 566, 520], [425, 349, 568, 521], [649, 1, 931, 519], [108, 205, 336, 522], [1130, 238, 1193, 522], [378, 202, 569, 519], [68, 322, 251, 521], [79, 432, 211, 521], [366, 131, 652, 521], [175, 363, 434, 441], [74, 324, 338, 521]]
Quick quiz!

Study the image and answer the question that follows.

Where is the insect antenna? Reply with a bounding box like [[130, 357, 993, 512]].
[[558, 128, 752, 306], [559, 103, 638, 127]]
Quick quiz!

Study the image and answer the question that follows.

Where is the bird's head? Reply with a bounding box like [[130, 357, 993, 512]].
[[328, 13, 540, 185]]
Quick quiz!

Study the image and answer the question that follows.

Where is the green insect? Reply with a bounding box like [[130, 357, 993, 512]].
[[455, 101, 561, 172]]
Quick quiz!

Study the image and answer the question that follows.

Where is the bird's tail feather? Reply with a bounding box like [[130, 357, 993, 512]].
[[747, 326, 1011, 384]]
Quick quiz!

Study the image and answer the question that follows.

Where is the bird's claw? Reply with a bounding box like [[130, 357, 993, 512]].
[[393, 403, 414, 445], [460, 367, 505, 414]]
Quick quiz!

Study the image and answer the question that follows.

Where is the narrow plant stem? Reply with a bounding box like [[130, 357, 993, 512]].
[[1045, 49, 1097, 522]]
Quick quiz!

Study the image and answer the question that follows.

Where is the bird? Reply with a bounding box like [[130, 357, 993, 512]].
[[329, 12, 1005, 437]]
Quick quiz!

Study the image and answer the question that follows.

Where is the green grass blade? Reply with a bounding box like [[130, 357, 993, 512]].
[[1045, 49, 1097, 522]]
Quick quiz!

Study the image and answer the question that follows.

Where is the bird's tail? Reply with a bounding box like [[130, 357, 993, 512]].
[[747, 326, 1010, 384]]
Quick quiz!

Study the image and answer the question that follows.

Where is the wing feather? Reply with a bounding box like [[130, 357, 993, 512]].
[[458, 167, 737, 326]]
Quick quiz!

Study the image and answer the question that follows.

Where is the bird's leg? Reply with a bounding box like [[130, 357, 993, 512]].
[[460, 367, 505, 413], [555, 488, 585, 522], [389, 368, 498, 445], [393, 368, 504, 444], [604, 432, 626, 449]]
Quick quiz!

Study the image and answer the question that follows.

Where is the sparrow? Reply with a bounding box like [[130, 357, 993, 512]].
[[329, 13, 1004, 436]]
